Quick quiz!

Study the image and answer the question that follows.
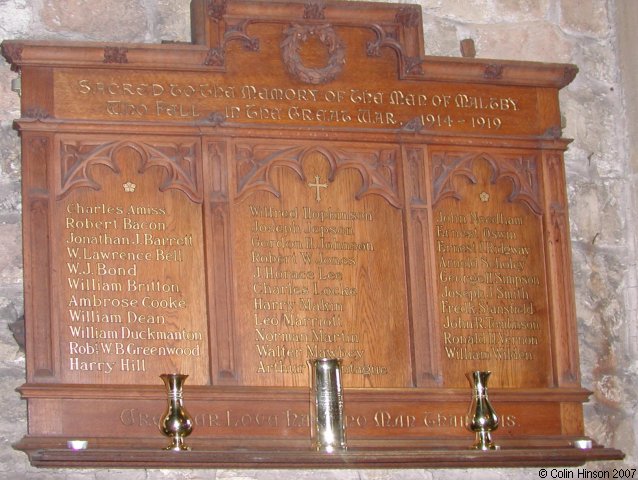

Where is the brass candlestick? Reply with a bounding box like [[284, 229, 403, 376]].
[[309, 358, 347, 453], [466, 370, 499, 450], [159, 373, 193, 451]]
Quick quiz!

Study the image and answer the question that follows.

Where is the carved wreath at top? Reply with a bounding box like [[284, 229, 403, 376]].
[[281, 24, 345, 85]]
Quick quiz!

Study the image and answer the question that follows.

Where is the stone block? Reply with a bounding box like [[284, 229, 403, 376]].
[[568, 40, 620, 91], [0, 0, 33, 38], [560, 0, 610, 37], [0, 222, 21, 286], [561, 86, 625, 179], [0, 62, 21, 124], [422, 15, 460, 56], [421, 0, 550, 24], [471, 22, 571, 62], [156, 0, 191, 43], [95, 471, 148, 480], [568, 180, 625, 246], [0, 181, 20, 216], [0, 126, 21, 181], [39, 0, 148, 42]]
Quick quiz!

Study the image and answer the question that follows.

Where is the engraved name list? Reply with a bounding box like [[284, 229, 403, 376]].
[[232, 150, 412, 388], [56, 146, 209, 384]]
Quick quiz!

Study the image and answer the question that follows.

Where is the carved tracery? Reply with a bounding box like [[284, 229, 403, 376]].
[[431, 150, 541, 214], [58, 139, 202, 203], [235, 142, 400, 208]]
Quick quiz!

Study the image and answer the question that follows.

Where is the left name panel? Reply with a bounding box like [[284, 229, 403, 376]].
[[52, 137, 209, 385]]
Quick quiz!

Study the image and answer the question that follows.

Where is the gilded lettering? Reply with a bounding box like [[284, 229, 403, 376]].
[[349, 89, 384, 104], [389, 90, 427, 106]]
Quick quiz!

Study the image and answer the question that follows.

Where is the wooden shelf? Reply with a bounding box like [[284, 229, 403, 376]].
[[16, 437, 624, 469]]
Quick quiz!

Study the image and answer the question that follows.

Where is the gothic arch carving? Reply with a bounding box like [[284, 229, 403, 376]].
[[431, 150, 541, 214], [58, 139, 202, 203], [235, 142, 400, 207]]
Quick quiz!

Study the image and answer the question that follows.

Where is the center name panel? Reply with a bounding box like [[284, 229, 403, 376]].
[[232, 147, 410, 386]]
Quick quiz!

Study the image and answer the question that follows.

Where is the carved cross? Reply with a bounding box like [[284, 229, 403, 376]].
[[308, 175, 328, 202]]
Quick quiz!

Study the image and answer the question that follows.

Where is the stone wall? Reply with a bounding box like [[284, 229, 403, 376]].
[[0, 0, 635, 478]]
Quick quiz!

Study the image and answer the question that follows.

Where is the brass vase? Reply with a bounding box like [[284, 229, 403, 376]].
[[309, 358, 347, 453], [466, 370, 499, 450], [159, 373, 193, 451]]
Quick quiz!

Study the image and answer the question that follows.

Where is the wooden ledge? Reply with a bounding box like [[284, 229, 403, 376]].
[[15, 437, 624, 469]]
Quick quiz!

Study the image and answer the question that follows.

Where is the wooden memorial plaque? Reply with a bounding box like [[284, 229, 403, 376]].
[[2, 0, 623, 468]]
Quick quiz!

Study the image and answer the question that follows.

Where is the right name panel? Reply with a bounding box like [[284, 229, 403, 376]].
[[429, 148, 552, 389]]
